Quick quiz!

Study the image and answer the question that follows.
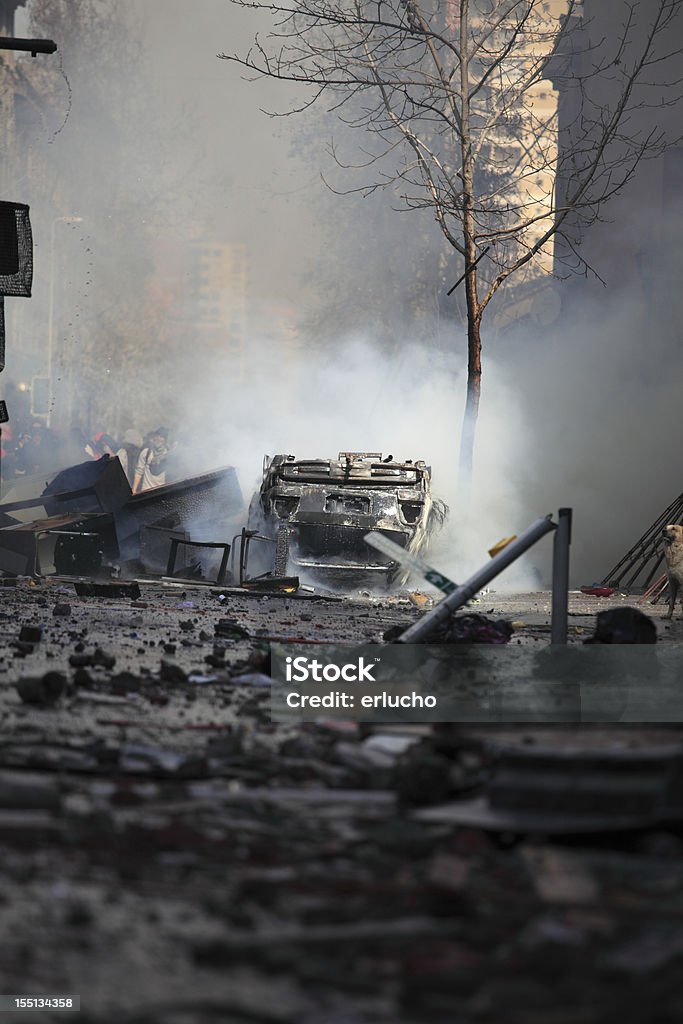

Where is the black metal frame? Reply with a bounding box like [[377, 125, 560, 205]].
[[166, 538, 230, 586]]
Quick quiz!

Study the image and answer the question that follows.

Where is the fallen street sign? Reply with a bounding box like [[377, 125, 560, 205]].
[[364, 531, 457, 595]]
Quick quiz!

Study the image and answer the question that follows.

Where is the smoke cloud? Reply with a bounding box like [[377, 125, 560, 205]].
[[3, 1, 682, 592]]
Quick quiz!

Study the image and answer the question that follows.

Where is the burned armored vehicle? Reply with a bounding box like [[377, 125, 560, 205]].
[[247, 452, 445, 588]]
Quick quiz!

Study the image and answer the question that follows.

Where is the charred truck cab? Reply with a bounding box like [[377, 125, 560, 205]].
[[248, 452, 445, 589]]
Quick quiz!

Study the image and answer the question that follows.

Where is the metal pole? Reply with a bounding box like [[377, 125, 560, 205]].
[[551, 507, 572, 644], [0, 38, 57, 55], [396, 514, 557, 643]]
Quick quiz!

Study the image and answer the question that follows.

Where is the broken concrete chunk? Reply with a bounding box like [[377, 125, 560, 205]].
[[16, 671, 67, 706], [92, 648, 116, 669], [69, 652, 92, 668], [110, 671, 142, 694], [14, 640, 37, 656], [19, 625, 42, 643], [215, 618, 250, 640], [159, 660, 188, 684], [68, 648, 116, 670], [72, 667, 94, 688]]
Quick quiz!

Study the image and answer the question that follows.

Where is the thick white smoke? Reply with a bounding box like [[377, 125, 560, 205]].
[[4, 0, 681, 593]]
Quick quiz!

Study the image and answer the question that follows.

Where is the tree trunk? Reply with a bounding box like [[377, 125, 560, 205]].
[[456, 0, 481, 500], [457, 310, 482, 495]]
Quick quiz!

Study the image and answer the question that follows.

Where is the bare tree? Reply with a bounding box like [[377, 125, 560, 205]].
[[220, 0, 683, 486]]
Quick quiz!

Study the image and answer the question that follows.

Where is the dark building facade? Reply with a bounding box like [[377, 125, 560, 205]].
[[548, 0, 683, 332]]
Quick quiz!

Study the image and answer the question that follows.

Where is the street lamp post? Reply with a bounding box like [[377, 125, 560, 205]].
[[47, 215, 82, 428]]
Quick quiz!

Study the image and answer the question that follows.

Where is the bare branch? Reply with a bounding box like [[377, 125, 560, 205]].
[[222, 0, 683, 478]]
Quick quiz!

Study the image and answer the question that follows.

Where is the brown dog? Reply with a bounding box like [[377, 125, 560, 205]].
[[662, 524, 683, 618]]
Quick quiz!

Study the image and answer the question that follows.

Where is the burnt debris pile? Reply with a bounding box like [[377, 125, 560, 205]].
[[0, 454, 242, 581]]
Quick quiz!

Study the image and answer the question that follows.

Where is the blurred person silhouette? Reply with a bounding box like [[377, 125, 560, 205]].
[[0, 423, 16, 482], [85, 431, 105, 459], [115, 428, 143, 486], [85, 431, 117, 460], [13, 421, 58, 476], [133, 427, 171, 493], [97, 434, 117, 458]]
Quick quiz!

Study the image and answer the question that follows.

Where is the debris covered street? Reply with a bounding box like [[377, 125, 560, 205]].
[[2, 0, 683, 1019], [2, 579, 683, 1023]]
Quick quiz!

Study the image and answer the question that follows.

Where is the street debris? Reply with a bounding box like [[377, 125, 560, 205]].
[[383, 611, 514, 644], [0, 454, 243, 584], [0, 575, 682, 1020], [74, 580, 142, 599], [15, 670, 66, 705], [365, 529, 457, 595], [426, 611, 514, 644], [584, 607, 657, 644]]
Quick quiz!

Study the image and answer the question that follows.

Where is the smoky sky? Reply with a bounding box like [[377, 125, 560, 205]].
[[5, 0, 683, 589]]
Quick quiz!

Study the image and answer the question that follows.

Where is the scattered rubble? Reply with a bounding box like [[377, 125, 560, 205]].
[[0, 580, 682, 1020]]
